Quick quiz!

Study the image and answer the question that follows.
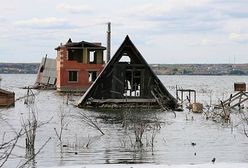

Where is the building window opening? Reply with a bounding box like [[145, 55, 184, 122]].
[[68, 50, 75, 61], [119, 53, 131, 63], [89, 51, 95, 64], [68, 49, 83, 63], [68, 71, 78, 82], [123, 70, 141, 97], [88, 71, 97, 82]]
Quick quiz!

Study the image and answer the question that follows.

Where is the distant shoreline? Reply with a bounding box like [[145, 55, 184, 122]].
[[0, 63, 247, 75]]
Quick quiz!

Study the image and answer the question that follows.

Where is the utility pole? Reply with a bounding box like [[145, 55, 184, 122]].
[[106, 22, 111, 63]]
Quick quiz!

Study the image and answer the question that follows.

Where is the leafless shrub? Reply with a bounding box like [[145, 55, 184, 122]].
[[17, 137, 51, 168], [202, 100, 231, 123], [21, 108, 37, 156], [19, 88, 51, 167], [122, 110, 162, 148], [0, 110, 24, 167], [0, 129, 22, 167], [54, 106, 69, 143], [0, 87, 51, 167], [74, 112, 104, 135], [237, 109, 248, 138], [150, 119, 161, 150], [21, 88, 37, 156], [83, 135, 101, 148]]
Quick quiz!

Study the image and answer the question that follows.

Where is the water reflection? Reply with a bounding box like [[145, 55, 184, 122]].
[[1, 74, 248, 167]]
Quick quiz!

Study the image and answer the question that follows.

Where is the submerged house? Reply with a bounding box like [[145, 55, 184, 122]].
[[0, 88, 15, 107], [34, 56, 57, 89], [55, 39, 106, 92], [77, 36, 178, 110]]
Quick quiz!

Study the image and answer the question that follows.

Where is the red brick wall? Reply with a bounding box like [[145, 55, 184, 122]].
[[56, 47, 104, 92]]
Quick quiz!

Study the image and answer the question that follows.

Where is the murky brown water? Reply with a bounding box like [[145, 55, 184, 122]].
[[0, 74, 248, 167]]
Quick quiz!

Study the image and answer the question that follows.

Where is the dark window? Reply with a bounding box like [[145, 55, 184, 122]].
[[68, 49, 83, 63], [68, 71, 78, 82], [88, 71, 97, 82]]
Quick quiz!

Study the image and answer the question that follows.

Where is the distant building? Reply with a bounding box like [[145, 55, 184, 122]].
[[55, 39, 106, 92]]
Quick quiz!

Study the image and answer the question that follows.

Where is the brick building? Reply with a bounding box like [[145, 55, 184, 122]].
[[55, 39, 106, 92]]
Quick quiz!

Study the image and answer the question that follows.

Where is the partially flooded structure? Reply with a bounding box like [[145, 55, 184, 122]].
[[34, 56, 57, 89], [55, 39, 106, 92], [0, 88, 15, 107], [77, 36, 178, 110], [221, 82, 248, 109]]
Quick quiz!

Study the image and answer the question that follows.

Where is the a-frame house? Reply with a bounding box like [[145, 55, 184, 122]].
[[77, 36, 178, 110]]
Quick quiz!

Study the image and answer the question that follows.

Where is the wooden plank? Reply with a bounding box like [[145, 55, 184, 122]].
[[222, 92, 241, 104], [151, 90, 166, 110], [110, 90, 122, 95], [113, 75, 124, 85], [90, 98, 156, 103], [230, 97, 248, 108], [223, 92, 242, 106]]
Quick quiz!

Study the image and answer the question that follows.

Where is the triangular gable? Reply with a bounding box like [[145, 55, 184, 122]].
[[77, 35, 177, 109]]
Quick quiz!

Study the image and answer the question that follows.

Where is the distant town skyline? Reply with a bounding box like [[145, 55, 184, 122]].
[[1, 0, 248, 64]]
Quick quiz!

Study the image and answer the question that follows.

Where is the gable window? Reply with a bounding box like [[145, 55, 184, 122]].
[[119, 53, 131, 63], [68, 71, 78, 82], [88, 71, 97, 82]]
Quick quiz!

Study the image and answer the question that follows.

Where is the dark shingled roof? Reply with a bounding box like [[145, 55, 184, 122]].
[[55, 38, 106, 50]]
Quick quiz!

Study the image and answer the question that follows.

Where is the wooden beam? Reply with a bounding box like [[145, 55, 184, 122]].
[[90, 98, 156, 103], [230, 97, 248, 108]]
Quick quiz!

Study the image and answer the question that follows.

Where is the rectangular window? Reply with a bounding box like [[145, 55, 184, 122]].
[[89, 51, 95, 63], [123, 70, 141, 97], [68, 71, 78, 82], [68, 49, 83, 63], [88, 71, 97, 82]]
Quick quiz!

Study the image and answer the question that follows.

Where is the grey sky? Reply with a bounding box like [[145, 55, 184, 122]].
[[0, 0, 248, 63]]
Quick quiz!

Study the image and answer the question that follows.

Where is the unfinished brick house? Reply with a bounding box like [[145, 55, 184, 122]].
[[55, 39, 106, 92]]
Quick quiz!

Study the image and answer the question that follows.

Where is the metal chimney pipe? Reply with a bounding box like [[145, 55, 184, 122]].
[[106, 22, 111, 63]]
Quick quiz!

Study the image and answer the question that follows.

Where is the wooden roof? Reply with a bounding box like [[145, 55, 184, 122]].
[[0, 88, 14, 95]]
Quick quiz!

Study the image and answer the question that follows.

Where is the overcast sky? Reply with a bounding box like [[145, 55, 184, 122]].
[[1, 0, 248, 64]]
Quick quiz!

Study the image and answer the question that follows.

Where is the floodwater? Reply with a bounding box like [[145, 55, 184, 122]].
[[0, 74, 248, 167]]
